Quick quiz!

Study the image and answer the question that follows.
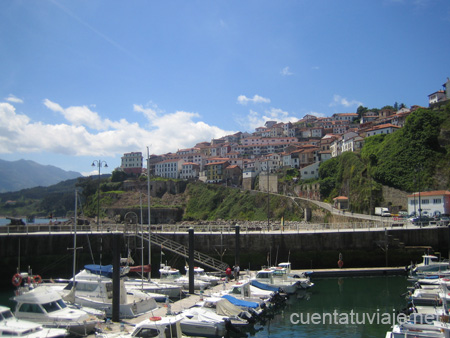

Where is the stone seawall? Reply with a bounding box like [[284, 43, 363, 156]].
[[1, 227, 448, 287]]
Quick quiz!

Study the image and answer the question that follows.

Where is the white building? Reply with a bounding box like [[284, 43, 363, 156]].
[[120, 152, 143, 175], [365, 123, 400, 137], [300, 161, 321, 180], [407, 190, 450, 217], [155, 159, 184, 179], [180, 162, 200, 179]]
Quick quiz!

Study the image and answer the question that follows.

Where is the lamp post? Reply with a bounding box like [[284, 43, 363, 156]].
[[92, 160, 108, 231]]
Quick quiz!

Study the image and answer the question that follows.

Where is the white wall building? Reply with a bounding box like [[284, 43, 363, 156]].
[[120, 152, 143, 174], [407, 190, 450, 217], [300, 161, 321, 180], [155, 159, 184, 179], [366, 124, 400, 137]]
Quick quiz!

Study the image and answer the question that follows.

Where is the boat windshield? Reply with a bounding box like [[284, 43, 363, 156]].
[[0, 310, 13, 321], [42, 301, 62, 313], [161, 271, 182, 280], [132, 327, 160, 338]]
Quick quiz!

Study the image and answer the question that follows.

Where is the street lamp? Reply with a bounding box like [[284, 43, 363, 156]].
[[92, 160, 108, 231]]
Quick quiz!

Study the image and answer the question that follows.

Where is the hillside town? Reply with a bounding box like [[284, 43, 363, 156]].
[[119, 78, 450, 193]]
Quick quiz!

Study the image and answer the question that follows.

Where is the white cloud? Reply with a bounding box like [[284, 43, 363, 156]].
[[329, 94, 363, 108], [0, 100, 234, 159], [280, 66, 293, 76], [5, 95, 23, 104], [238, 107, 300, 132], [43, 99, 113, 130], [237, 94, 271, 105]]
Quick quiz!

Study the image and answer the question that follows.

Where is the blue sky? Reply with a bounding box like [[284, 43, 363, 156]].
[[1, 0, 449, 176]]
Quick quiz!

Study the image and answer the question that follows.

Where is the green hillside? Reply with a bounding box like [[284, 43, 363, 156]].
[[316, 102, 450, 212], [183, 182, 302, 221]]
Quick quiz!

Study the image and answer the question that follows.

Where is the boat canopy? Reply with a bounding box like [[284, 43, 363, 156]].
[[221, 295, 259, 309], [250, 280, 279, 292], [85, 264, 114, 278]]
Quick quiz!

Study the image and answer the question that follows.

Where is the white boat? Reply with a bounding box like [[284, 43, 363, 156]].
[[59, 265, 158, 319], [179, 306, 228, 337], [0, 305, 68, 338], [96, 314, 187, 338], [270, 266, 314, 289], [197, 295, 262, 324], [158, 265, 210, 290], [386, 321, 450, 338], [12, 286, 101, 336], [185, 266, 221, 287], [410, 255, 450, 274], [122, 278, 183, 300], [226, 279, 274, 301], [251, 269, 299, 294]]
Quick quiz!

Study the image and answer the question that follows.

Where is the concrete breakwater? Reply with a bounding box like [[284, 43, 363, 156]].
[[1, 226, 448, 288]]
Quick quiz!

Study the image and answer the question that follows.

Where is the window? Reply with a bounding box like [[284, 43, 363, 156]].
[[42, 301, 61, 313], [133, 327, 160, 338], [422, 199, 430, 205], [17, 303, 44, 314], [433, 199, 442, 204]]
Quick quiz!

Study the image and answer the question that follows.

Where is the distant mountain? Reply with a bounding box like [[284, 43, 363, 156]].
[[0, 159, 82, 193]]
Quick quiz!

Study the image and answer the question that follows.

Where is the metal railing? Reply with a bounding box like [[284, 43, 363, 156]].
[[0, 219, 426, 236]]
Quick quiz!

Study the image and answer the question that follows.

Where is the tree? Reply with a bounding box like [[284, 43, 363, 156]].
[[356, 105, 368, 119], [111, 170, 128, 182]]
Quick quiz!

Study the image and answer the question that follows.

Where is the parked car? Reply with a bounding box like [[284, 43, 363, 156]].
[[398, 211, 408, 218], [409, 216, 431, 226], [438, 216, 450, 226]]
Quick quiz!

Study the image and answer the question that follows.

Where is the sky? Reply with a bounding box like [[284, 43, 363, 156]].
[[1, 0, 449, 176]]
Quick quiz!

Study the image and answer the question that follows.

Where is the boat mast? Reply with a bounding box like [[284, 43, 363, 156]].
[[73, 189, 77, 283], [147, 146, 151, 281], [140, 193, 144, 290]]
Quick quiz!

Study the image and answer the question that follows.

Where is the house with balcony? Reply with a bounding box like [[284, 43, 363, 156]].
[[204, 160, 229, 183]]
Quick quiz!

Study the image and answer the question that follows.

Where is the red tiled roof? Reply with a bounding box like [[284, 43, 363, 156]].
[[407, 190, 450, 197]]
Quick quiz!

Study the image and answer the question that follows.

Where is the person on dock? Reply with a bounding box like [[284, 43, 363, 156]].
[[234, 265, 240, 281], [225, 266, 232, 282]]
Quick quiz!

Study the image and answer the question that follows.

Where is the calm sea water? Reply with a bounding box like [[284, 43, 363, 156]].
[[0, 275, 409, 338], [253, 276, 409, 338]]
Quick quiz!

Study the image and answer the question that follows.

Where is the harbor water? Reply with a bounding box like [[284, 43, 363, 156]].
[[0, 275, 409, 338]]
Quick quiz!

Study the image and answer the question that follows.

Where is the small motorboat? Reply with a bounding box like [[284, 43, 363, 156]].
[[13, 285, 101, 336], [0, 305, 68, 338], [158, 265, 210, 290]]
